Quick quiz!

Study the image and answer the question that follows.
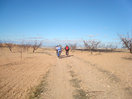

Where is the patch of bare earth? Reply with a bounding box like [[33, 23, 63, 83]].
[[0, 48, 55, 99], [40, 57, 74, 99]]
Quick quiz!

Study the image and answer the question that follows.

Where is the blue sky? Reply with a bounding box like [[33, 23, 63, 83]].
[[0, 0, 132, 46]]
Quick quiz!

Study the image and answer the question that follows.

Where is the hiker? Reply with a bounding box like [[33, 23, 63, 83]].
[[56, 45, 62, 57], [65, 45, 69, 56]]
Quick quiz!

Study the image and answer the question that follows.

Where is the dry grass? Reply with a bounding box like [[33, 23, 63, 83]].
[[29, 70, 50, 99], [69, 68, 89, 99]]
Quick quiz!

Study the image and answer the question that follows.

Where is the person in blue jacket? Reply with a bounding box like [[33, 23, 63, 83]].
[[56, 45, 62, 57]]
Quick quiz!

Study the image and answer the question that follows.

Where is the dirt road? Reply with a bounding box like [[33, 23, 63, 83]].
[[0, 49, 132, 99], [37, 51, 132, 99]]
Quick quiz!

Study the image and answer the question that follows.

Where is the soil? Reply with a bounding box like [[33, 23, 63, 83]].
[[0, 48, 132, 99]]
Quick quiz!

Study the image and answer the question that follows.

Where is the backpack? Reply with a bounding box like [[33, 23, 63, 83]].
[[66, 46, 69, 50]]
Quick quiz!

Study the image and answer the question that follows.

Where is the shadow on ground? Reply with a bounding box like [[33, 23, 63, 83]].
[[59, 55, 74, 59], [35, 52, 52, 56], [122, 57, 132, 60], [76, 49, 125, 53]]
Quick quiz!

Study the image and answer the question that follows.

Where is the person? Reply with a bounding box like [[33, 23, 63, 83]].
[[65, 45, 69, 56], [56, 45, 62, 57]]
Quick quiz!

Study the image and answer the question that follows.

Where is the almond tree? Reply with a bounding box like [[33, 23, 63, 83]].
[[119, 33, 132, 53], [0, 41, 3, 48], [32, 41, 42, 53], [69, 43, 77, 51], [21, 42, 32, 52], [6, 43, 14, 52], [83, 40, 100, 54], [100, 43, 117, 52]]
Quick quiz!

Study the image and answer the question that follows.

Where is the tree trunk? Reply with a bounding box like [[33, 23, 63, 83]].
[[130, 44, 132, 53], [9, 48, 12, 52], [33, 49, 35, 53], [130, 48, 132, 53], [90, 49, 93, 54], [21, 48, 23, 60]]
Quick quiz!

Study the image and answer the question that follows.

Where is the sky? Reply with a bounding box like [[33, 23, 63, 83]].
[[0, 0, 132, 46]]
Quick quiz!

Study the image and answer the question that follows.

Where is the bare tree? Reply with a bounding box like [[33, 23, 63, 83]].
[[0, 41, 3, 48], [106, 43, 117, 51], [17, 41, 32, 59], [0, 44, 2, 48], [32, 41, 42, 53], [21, 42, 32, 52], [0, 41, 4, 52], [5, 43, 14, 52], [69, 43, 77, 51], [18, 44, 23, 59], [83, 40, 100, 54], [100, 43, 117, 52], [14, 42, 28, 60], [25, 43, 32, 52], [119, 33, 132, 53]]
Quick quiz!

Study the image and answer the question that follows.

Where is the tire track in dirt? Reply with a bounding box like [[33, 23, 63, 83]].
[[68, 65, 90, 99], [66, 56, 132, 99], [40, 57, 74, 99], [74, 56, 121, 83], [74, 55, 132, 96]]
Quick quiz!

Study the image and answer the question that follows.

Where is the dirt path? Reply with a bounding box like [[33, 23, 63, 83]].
[[40, 53, 132, 99], [40, 58, 74, 99]]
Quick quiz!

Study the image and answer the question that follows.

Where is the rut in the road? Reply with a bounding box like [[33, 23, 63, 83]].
[[68, 65, 90, 99], [40, 58, 74, 99]]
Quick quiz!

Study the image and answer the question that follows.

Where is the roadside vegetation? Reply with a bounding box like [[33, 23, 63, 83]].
[[29, 70, 49, 99], [0, 33, 132, 56], [119, 33, 132, 53], [0, 40, 42, 59]]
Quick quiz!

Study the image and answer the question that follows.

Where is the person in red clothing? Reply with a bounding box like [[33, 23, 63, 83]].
[[65, 45, 69, 56]]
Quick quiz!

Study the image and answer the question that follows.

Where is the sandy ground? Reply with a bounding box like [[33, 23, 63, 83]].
[[0, 48, 132, 99], [0, 48, 55, 99]]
